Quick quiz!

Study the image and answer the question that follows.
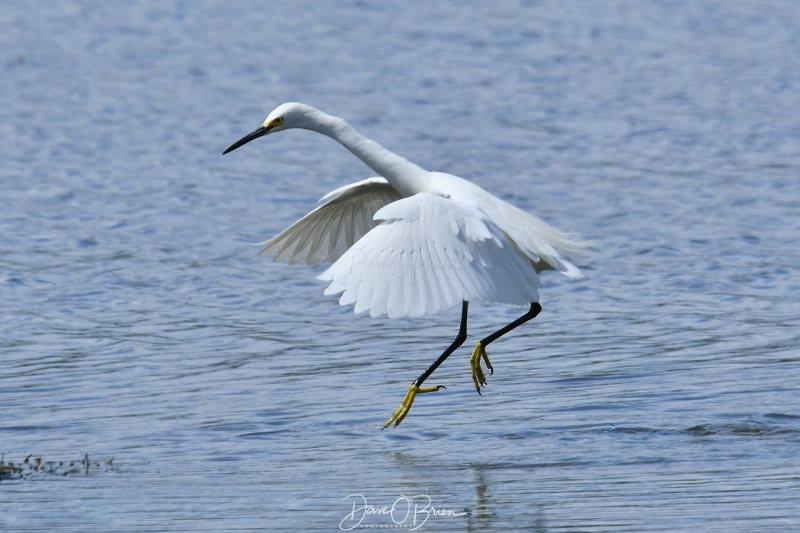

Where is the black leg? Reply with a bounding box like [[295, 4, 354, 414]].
[[383, 300, 469, 428], [480, 302, 542, 351], [414, 300, 469, 387], [471, 302, 541, 393]]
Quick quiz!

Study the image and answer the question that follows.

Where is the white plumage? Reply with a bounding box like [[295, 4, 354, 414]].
[[258, 177, 401, 265], [224, 102, 584, 318], [223, 102, 587, 428], [319, 192, 542, 318]]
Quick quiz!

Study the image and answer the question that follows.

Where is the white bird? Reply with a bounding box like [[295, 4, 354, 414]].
[[223, 102, 585, 428]]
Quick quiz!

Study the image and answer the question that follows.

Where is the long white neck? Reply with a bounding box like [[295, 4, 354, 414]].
[[305, 111, 431, 197]]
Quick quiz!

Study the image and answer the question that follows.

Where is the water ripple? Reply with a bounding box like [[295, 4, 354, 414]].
[[2, 1, 800, 530]]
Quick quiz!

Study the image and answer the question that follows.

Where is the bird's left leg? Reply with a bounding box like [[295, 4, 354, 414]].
[[383, 301, 469, 429], [471, 302, 542, 394]]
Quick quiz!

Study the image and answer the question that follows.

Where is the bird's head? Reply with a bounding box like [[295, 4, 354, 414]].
[[223, 102, 324, 154]]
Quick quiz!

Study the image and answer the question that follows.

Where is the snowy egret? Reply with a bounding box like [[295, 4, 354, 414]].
[[223, 103, 585, 428]]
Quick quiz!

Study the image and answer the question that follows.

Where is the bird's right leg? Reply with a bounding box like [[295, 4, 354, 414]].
[[471, 302, 542, 393], [383, 301, 469, 429]]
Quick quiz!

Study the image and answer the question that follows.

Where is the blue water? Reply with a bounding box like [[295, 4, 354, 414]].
[[2, 1, 799, 530]]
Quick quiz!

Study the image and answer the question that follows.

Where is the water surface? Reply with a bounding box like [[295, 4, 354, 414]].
[[2, 1, 799, 530]]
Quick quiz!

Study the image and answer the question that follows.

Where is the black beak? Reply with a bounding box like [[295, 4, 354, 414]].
[[223, 125, 271, 155]]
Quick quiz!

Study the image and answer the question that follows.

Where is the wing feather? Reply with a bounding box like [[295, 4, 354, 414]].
[[318, 193, 542, 318], [259, 177, 402, 265], [483, 196, 585, 278]]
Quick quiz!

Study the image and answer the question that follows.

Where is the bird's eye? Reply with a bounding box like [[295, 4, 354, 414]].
[[274, 117, 284, 126]]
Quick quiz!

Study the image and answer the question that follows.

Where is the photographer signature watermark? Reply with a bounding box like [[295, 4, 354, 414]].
[[332, 247, 470, 288], [340, 493, 468, 531]]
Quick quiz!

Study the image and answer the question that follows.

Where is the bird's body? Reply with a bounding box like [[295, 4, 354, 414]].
[[224, 102, 585, 427]]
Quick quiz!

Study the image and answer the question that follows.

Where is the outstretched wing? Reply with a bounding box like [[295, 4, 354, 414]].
[[318, 193, 542, 318], [483, 197, 585, 279], [259, 177, 402, 265]]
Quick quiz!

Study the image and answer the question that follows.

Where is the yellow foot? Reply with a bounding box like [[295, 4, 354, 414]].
[[470, 342, 494, 394], [383, 383, 444, 429]]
